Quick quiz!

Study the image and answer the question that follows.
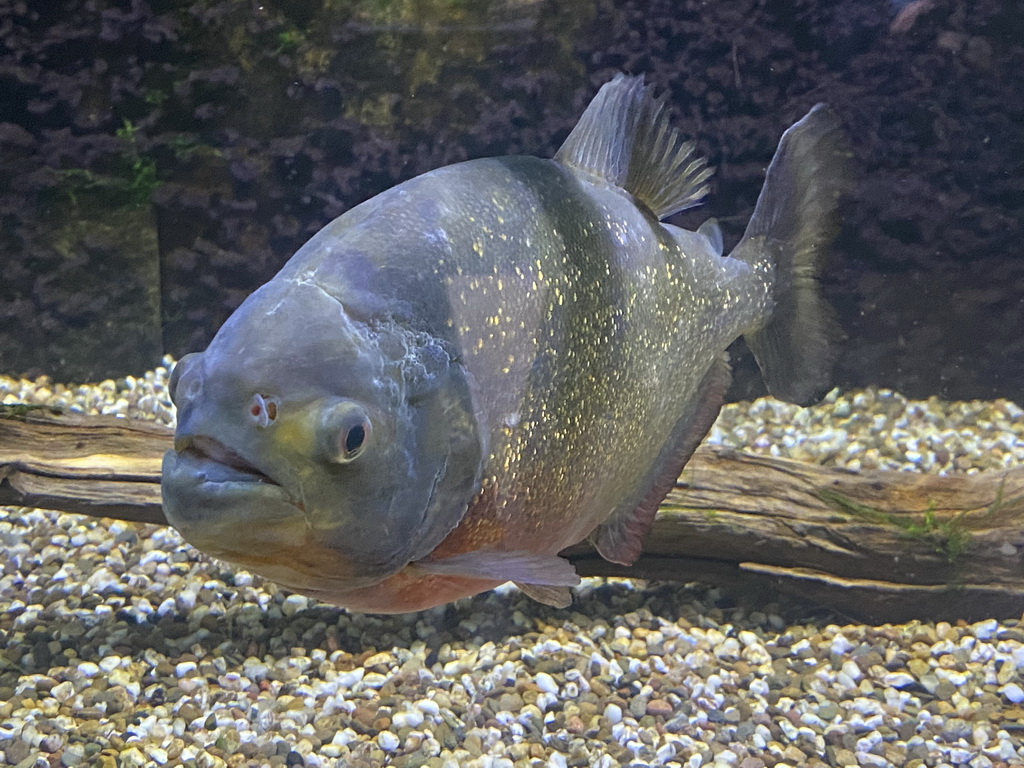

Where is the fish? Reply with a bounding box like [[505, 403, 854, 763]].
[[161, 74, 850, 613]]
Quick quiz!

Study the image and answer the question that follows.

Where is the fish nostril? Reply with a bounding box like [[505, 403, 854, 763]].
[[248, 394, 280, 428]]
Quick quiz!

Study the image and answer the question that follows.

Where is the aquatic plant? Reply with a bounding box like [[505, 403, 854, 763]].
[[53, 120, 160, 212], [817, 487, 974, 564]]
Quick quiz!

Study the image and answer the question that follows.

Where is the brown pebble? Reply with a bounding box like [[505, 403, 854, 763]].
[[352, 706, 377, 729], [646, 698, 673, 717], [783, 745, 807, 763]]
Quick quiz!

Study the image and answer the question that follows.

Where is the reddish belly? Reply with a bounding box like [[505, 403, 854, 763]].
[[318, 567, 504, 614]]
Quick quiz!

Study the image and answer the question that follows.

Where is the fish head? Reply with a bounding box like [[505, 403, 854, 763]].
[[161, 275, 486, 598]]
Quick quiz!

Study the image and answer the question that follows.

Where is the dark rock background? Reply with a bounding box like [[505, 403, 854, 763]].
[[0, 0, 1021, 403]]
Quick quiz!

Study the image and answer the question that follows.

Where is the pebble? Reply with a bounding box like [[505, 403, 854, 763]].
[[377, 731, 400, 751], [709, 386, 1024, 475], [535, 671, 559, 694], [1000, 683, 1024, 704], [1, 365, 1023, 767], [0, 358, 177, 426]]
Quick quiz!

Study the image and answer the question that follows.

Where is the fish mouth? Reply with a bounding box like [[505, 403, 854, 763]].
[[161, 435, 300, 529], [175, 434, 280, 486]]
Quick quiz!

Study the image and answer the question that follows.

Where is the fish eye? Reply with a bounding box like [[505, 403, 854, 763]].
[[344, 422, 367, 456], [248, 393, 279, 428], [319, 400, 372, 464]]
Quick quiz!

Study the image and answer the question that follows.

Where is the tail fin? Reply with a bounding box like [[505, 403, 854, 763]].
[[732, 104, 852, 405]]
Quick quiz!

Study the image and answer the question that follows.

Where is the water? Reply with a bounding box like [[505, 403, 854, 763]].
[[1, 0, 1021, 401], [2, 4, 1024, 766]]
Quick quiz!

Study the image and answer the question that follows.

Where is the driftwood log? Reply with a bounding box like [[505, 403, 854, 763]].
[[1, 406, 1022, 623]]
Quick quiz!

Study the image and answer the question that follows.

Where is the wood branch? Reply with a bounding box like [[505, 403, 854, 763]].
[[2, 407, 1023, 622]]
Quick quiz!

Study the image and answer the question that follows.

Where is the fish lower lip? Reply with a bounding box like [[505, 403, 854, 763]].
[[161, 449, 300, 532], [179, 435, 279, 485]]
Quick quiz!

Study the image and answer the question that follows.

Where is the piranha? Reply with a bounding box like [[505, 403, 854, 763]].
[[162, 74, 850, 613]]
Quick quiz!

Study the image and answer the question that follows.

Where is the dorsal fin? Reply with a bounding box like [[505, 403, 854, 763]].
[[554, 74, 713, 220]]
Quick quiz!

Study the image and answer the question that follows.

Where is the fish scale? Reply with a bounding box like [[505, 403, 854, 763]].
[[420, 159, 729, 550]]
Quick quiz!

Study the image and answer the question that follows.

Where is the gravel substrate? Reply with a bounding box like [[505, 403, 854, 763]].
[[1, 361, 1023, 768]]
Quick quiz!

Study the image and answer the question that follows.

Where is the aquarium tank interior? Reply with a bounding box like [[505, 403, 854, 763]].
[[0, 0, 1021, 402], [1, 1, 1023, 767]]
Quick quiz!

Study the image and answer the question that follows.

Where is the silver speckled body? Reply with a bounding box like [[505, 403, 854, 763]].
[[301, 156, 768, 555]]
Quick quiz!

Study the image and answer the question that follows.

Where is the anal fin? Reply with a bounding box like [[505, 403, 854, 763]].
[[514, 583, 573, 608], [592, 354, 732, 565]]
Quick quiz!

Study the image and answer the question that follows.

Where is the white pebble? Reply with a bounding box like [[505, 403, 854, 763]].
[[119, 748, 147, 768], [831, 633, 855, 654], [139, 550, 168, 567], [331, 729, 357, 747], [281, 594, 308, 616], [714, 637, 741, 659], [156, 597, 177, 616], [243, 660, 269, 680], [999, 683, 1024, 703], [841, 660, 863, 681], [416, 699, 440, 716], [973, 619, 999, 640], [998, 739, 1019, 760], [337, 668, 364, 688], [604, 703, 623, 724], [748, 678, 770, 696], [377, 730, 400, 751], [535, 671, 558, 694], [948, 748, 974, 764], [392, 710, 425, 729], [535, 692, 557, 712], [857, 753, 889, 767], [362, 672, 388, 689], [176, 589, 197, 611], [737, 630, 759, 646], [883, 672, 915, 689], [51, 680, 75, 702]]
